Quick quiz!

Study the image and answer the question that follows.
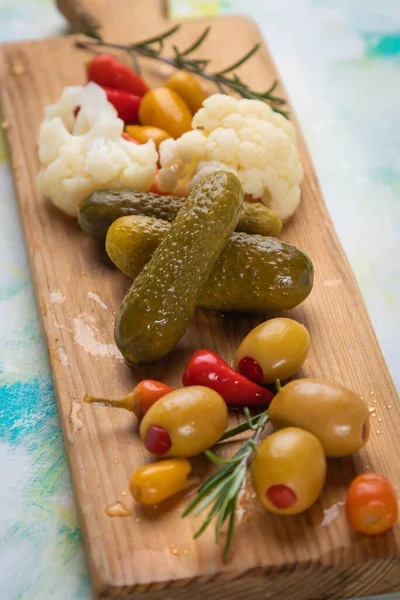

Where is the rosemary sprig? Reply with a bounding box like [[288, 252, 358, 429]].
[[77, 26, 289, 117], [182, 380, 282, 556], [182, 409, 269, 558]]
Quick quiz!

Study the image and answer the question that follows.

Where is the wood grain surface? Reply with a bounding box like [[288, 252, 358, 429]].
[[1, 1, 400, 598]]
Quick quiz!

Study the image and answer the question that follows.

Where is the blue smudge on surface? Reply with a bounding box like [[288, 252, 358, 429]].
[[363, 33, 400, 57], [0, 374, 57, 444]]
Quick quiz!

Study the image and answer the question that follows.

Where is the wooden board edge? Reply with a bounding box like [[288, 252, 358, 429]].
[[1, 7, 400, 597]]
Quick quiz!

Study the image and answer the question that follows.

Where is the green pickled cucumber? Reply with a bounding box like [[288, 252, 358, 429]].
[[107, 215, 314, 314], [115, 171, 243, 365], [78, 189, 281, 241]]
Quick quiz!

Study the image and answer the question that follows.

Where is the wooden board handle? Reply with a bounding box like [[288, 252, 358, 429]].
[[55, 0, 168, 34], [55, 0, 100, 33]]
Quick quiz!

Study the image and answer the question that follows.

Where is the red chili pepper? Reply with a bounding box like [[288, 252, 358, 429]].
[[182, 350, 274, 407], [101, 86, 141, 124], [88, 54, 150, 97]]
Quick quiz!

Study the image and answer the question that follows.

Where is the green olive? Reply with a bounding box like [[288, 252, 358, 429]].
[[139, 386, 228, 458], [251, 427, 326, 515], [269, 378, 370, 458], [235, 318, 310, 384]]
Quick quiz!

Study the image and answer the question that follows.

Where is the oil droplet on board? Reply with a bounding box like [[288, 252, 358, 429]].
[[323, 279, 343, 288], [9, 61, 25, 76], [72, 316, 123, 360], [49, 290, 66, 304], [88, 291, 108, 310], [105, 501, 132, 517], [70, 401, 84, 432], [57, 346, 69, 366]]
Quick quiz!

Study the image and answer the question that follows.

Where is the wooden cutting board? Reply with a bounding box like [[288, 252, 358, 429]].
[[1, 1, 400, 598]]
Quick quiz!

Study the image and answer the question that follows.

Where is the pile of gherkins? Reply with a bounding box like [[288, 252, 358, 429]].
[[78, 171, 314, 365]]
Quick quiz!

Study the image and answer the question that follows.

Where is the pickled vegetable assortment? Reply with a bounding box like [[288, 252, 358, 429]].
[[37, 26, 397, 564]]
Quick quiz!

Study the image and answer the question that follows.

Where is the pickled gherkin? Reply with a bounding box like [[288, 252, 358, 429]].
[[78, 188, 281, 241], [107, 215, 314, 314], [114, 171, 243, 365]]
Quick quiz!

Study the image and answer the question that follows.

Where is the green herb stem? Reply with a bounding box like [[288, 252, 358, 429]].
[[183, 408, 269, 557], [77, 26, 289, 118]]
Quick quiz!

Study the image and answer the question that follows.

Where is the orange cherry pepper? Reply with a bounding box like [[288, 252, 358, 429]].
[[130, 458, 192, 505], [138, 88, 192, 139], [165, 71, 207, 114], [124, 125, 171, 150], [84, 379, 174, 420]]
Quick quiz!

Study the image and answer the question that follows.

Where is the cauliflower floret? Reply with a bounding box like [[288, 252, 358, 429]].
[[37, 83, 158, 217], [157, 94, 303, 220]]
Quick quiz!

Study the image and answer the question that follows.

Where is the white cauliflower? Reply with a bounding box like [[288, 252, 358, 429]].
[[37, 83, 158, 217], [157, 94, 303, 220]]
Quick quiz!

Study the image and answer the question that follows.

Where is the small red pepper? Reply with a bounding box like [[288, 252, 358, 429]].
[[101, 86, 141, 124], [182, 350, 274, 407], [88, 54, 150, 97]]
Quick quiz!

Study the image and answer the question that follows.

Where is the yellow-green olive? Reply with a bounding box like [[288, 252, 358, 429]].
[[269, 378, 370, 458], [235, 318, 310, 384], [139, 386, 228, 457], [251, 427, 326, 515]]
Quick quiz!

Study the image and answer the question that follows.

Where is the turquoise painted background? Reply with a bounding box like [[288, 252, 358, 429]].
[[0, 1, 399, 598]]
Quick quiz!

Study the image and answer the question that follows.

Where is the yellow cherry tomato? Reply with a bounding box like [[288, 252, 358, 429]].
[[124, 125, 171, 150], [139, 386, 228, 457], [138, 88, 192, 138], [130, 458, 192, 505], [165, 71, 207, 114]]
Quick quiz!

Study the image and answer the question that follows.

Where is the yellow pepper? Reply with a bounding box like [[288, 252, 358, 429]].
[[124, 125, 172, 150], [138, 88, 192, 139], [129, 458, 192, 505], [165, 71, 207, 114]]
